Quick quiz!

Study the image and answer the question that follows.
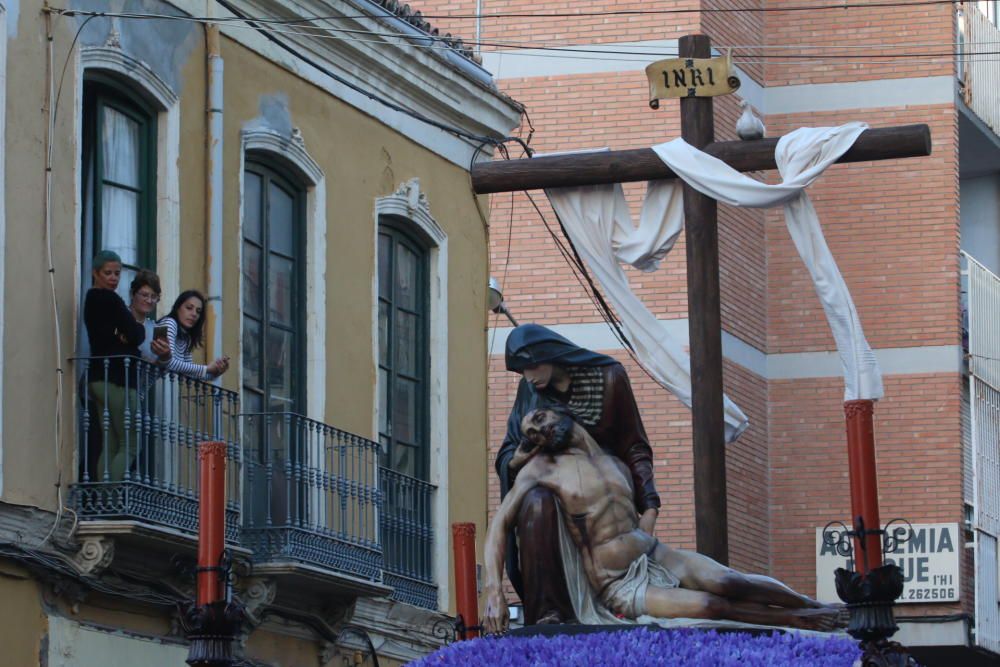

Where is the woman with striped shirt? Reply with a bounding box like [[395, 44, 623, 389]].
[[158, 290, 230, 380]]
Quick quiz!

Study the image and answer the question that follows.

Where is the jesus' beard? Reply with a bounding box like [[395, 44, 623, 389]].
[[541, 414, 575, 454]]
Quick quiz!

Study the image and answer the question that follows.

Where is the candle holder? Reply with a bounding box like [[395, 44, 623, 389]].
[[184, 442, 245, 666], [823, 518, 918, 666]]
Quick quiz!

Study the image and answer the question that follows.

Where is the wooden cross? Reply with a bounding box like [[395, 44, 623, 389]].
[[473, 34, 931, 565]]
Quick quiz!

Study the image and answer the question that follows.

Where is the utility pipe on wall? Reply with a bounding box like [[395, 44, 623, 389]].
[[205, 22, 224, 368]]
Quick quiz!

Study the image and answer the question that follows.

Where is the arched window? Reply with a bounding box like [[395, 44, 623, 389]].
[[241, 160, 306, 416], [81, 74, 157, 299], [377, 217, 431, 480]]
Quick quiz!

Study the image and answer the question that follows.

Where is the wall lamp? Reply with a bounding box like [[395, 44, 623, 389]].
[[488, 277, 519, 327]]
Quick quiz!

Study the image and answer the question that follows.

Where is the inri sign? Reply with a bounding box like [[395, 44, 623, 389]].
[[645, 55, 741, 108]]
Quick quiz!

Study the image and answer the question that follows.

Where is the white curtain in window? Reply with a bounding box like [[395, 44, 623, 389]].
[[100, 107, 140, 301]]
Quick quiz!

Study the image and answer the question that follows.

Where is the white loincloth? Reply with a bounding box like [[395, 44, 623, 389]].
[[553, 503, 839, 637], [600, 550, 680, 618]]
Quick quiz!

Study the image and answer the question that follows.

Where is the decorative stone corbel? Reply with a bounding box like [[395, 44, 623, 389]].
[[320, 598, 357, 636], [104, 19, 122, 49], [393, 178, 429, 217], [240, 576, 277, 626], [71, 535, 115, 575]]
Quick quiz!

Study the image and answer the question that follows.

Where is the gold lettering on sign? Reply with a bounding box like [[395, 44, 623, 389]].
[[645, 54, 741, 108]]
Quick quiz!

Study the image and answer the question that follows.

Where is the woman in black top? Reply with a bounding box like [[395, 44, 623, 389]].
[[83, 250, 145, 480]]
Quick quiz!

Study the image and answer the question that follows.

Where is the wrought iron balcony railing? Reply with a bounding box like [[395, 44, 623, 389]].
[[240, 412, 383, 583], [380, 467, 438, 609], [72, 356, 241, 541], [959, 4, 1000, 136], [961, 251, 1000, 654]]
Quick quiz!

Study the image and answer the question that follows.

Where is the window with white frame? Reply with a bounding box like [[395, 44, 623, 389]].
[[80, 74, 157, 300], [377, 217, 431, 480], [241, 158, 306, 417]]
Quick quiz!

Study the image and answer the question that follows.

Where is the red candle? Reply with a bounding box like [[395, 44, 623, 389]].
[[844, 400, 883, 574], [452, 523, 480, 639], [197, 441, 228, 606]]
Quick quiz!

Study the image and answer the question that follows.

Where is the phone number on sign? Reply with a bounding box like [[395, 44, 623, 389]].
[[905, 587, 955, 601]]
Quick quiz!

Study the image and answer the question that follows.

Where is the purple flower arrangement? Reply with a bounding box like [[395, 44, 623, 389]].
[[409, 628, 861, 666]]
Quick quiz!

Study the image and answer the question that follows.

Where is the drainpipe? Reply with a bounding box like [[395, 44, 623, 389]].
[[205, 22, 224, 371]]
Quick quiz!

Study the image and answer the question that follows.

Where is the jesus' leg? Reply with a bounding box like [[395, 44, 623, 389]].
[[643, 587, 840, 631], [649, 543, 828, 610]]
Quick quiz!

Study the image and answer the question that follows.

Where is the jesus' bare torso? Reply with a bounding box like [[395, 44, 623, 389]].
[[512, 412, 654, 593], [483, 407, 841, 635]]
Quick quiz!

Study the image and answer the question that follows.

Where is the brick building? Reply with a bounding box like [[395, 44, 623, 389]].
[[421, 0, 1000, 662]]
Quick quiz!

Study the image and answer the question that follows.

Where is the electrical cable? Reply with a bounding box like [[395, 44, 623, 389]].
[[0, 542, 182, 606], [210, 0, 522, 152], [51, 7, 1000, 65], [51, 0, 972, 22], [55, 9, 529, 170], [521, 191, 634, 352], [38, 11, 103, 549], [488, 144, 516, 360], [38, 11, 98, 550], [36, 9, 1000, 76], [522, 191, 688, 389]]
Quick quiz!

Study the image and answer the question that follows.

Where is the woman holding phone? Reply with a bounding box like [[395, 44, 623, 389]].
[[158, 290, 230, 380], [128, 269, 172, 365]]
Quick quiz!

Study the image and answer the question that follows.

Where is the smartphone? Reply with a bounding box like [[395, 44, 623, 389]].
[[153, 324, 169, 341]]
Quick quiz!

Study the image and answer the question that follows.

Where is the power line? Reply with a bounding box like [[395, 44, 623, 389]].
[[53, 2, 527, 154], [51, 8, 1000, 66], [49, 7, 1000, 53], [522, 190, 635, 353], [51, 0, 967, 22]]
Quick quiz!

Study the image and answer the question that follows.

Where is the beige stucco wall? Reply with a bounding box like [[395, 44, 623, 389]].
[[1, 0, 495, 629], [0, 562, 48, 667], [2, 3, 76, 509], [1, 4, 212, 510], [219, 37, 491, 611]]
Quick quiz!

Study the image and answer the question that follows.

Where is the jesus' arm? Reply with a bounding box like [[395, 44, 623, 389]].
[[483, 467, 543, 634]]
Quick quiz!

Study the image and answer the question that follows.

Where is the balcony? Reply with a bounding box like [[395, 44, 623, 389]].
[[241, 412, 384, 590], [380, 467, 437, 608], [72, 356, 241, 541], [959, 4, 1000, 136], [71, 362, 439, 609], [960, 251, 1000, 654]]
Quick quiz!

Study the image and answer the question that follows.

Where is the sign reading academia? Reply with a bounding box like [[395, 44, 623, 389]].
[[644, 55, 741, 108], [815, 523, 960, 604]]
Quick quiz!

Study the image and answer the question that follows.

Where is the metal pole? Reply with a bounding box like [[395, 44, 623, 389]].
[[204, 19, 225, 372]]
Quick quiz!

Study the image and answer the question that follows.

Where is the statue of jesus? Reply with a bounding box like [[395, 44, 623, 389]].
[[483, 406, 841, 635]]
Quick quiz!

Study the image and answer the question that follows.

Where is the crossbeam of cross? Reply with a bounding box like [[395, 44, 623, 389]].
[[472, 34, 932, 564]]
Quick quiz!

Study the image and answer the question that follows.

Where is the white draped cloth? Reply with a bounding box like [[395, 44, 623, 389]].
[[545, 122, 882, 443], [554, 498, 836, 637]]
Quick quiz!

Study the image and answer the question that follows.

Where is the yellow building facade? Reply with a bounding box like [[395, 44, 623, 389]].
[[0, 1, 520, 664]]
